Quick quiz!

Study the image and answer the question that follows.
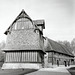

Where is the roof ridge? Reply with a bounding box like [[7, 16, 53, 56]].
[[4, 9, 32, 35], [13, 9, 32, 23]]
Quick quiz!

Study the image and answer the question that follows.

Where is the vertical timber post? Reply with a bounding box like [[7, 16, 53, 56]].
[[52, 52, 53, 66]]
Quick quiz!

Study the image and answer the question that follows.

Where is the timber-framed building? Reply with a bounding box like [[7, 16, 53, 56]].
[[2, 10, 74, 69]]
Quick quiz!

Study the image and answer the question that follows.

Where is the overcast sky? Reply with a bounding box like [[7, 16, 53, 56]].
[[0, 0, 75, 43]]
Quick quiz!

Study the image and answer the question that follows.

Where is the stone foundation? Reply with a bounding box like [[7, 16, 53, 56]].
[[2, 63, 42, 69]]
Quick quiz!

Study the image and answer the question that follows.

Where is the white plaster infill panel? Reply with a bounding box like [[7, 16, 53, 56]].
[[2, 63, 42, 69]]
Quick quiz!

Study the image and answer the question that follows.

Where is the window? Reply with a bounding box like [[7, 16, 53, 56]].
[[12, 18, 33, 30], [48, 57, 52, 63]]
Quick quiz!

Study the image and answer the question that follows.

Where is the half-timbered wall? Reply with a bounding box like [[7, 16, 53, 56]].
[[5, 51, 43, 63], [46, 51, 73, 67], [48, 52, 53, 63]]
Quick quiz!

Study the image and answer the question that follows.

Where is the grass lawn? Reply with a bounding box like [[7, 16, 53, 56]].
[[68, 67, 75, 75], [0, 69, 37, 75]]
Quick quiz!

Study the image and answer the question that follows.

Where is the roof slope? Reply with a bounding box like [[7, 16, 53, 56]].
[[44, 37, 74, 56], [4, 9, 32, 35], [13, 9, 32, 22], [3, 30, 44, 51]]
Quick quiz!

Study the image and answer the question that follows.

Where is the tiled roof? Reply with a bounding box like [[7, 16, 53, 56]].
[[44, 37, 74, 56], [3, 30, 45, 53]]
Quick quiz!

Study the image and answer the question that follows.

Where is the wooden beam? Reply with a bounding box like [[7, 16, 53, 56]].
[[52, 52, 53, 65]]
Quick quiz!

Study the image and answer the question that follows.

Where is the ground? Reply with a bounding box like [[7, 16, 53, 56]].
[[0, 66, 75, 75], [26, 67, 71, 75]]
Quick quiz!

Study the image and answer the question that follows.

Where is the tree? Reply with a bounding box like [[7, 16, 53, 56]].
[[58, 40, 73, 52], [0, 41, 5, 50], [58, 39, 75, 56], [71, 38, 75, 55], [0, 41, 6, 67]]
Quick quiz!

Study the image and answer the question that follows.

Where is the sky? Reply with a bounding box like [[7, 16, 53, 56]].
[[0, 0, 75, 43]]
